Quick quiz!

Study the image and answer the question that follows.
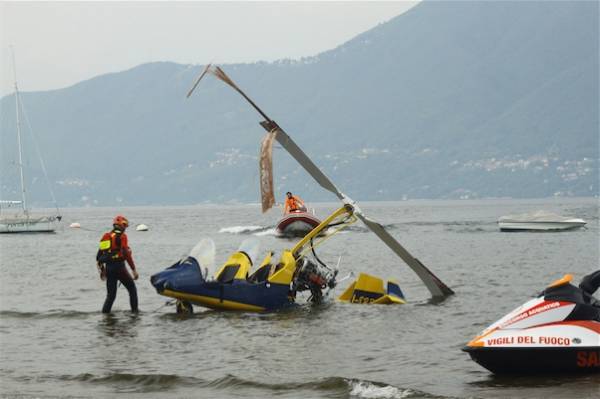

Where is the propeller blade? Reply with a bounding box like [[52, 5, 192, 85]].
[[355, 212, 454, 298]]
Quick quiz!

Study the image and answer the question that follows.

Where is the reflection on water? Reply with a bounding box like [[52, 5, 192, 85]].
[[97, 312, 141, 339], [470, 373, 596, 388]]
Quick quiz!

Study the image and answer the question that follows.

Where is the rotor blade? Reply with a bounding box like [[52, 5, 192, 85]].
[[186, 63, 212, 98], [186, 65, 346, 200], [197, 66, 342, 198], [213, 67, 272, 122], [355, 212, 454, 298], [261, 123, 343, 200]]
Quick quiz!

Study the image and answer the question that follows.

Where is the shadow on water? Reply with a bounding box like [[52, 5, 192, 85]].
[[468, 372, 600, 388], [154, 300, 336, 323], [96, 312, 141, 339], [0, 309, 97, 320]]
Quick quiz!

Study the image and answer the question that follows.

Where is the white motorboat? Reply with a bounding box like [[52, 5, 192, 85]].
[[498, 211, 586, 232], [0, 48, 61, 233]]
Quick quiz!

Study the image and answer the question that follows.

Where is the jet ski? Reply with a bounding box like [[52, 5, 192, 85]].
[[463, 274, 600, 373]]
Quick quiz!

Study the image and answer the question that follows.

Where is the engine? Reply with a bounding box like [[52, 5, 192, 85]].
[[293, 258, 337, 304]]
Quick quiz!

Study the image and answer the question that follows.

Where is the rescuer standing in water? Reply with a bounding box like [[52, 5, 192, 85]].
[[97, 215, 139, 313]]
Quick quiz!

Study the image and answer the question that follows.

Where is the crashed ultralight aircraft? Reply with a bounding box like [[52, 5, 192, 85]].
[[150, 65, 454, 312]]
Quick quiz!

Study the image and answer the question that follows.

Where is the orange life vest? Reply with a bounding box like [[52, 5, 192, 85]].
[[285, 196, 304, 212], [98, 231, 125, 263]]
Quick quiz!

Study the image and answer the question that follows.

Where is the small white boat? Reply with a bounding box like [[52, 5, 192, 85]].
[[136, 224, 149, 231], [498, 211, 586, 232]]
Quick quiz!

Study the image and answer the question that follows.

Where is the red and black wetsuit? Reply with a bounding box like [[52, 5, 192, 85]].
[[97, 228, 138, 313]]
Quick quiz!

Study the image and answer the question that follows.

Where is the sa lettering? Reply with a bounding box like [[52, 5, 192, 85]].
[[577, 351, 600, 367]]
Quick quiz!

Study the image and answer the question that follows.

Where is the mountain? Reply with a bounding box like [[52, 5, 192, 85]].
[[1, 0, 597, 207]]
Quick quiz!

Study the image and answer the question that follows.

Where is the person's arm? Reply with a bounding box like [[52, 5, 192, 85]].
[[283, 199, 290, 214], [295, 196, 307, 211], [120, 234, 139, 279]]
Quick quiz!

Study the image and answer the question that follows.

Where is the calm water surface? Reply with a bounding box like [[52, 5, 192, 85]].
[[1, 198, 598, 398]]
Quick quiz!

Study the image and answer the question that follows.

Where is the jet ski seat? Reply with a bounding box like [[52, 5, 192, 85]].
[[543, 283, 600, 322], [579, 270, 600, 299]]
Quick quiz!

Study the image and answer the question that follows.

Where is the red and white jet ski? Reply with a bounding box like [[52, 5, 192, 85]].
[[463, 274, 600, 373]]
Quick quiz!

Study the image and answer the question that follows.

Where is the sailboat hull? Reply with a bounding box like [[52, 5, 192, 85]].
[[0, 216, 59, 233]]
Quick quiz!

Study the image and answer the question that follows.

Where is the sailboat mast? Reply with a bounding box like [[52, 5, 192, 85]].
[[10, 47, 27, 214]]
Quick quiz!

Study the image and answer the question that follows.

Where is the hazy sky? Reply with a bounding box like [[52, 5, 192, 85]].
[[0, 1, 418, 96]]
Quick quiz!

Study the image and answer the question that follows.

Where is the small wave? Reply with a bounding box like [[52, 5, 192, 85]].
[[345, 224, 404, 233], [349, 380, 413, 398], [199, 375, 459, 399], [54, 372, 204, 393], [202, 374, 348, 393], [0, 310, 94, 320], [219, 225, 266, 234], [219, 225, 280, 236], [445, 227, 490, 234], [20, 373, 467, 398], [65, 372, 202, 386], [402, 221, 480, 227], [254, 227, 279, 237], [348, 379, 468, 399]]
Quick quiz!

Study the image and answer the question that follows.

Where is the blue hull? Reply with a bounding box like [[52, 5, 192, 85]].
[[151, 257, 295, 311]]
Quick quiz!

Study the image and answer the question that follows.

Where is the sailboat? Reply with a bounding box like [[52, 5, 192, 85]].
[[0, 48, 61, 233]]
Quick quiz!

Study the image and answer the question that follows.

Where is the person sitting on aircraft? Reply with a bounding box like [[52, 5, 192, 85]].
[[283, 191, 307, 214]]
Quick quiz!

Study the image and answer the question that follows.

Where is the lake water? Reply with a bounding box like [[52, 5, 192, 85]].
[[1, 198, 598, 398]]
